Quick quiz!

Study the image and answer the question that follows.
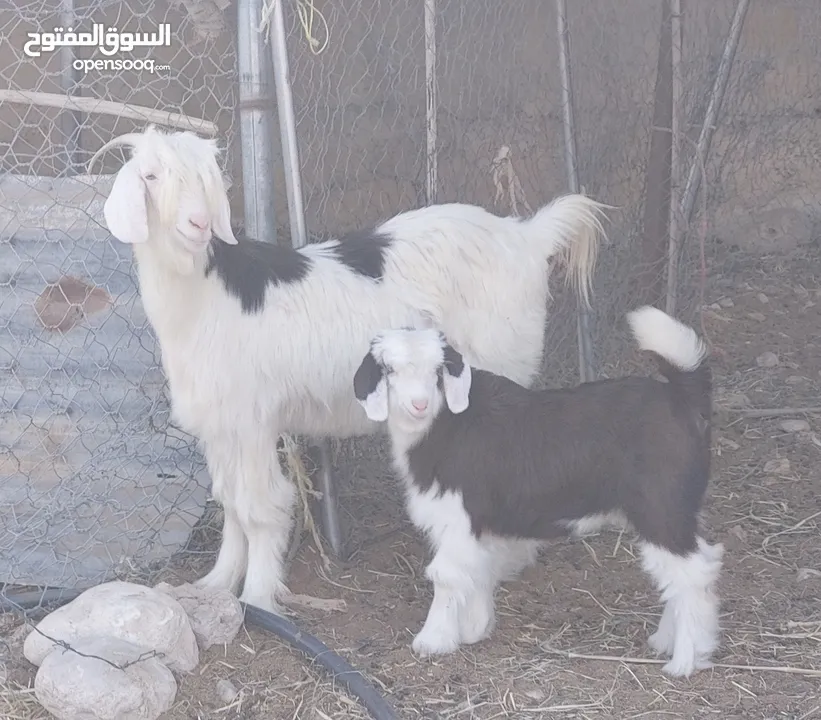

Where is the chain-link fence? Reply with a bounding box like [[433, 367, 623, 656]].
[[2, 0, 820, 597]]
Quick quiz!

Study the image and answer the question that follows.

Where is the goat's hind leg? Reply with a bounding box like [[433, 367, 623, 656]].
[[640, 537, 724, 677]]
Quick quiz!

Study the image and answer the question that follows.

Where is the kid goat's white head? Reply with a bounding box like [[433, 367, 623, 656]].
[[89, 125, 237, 272], [353, 328, 472, 433]]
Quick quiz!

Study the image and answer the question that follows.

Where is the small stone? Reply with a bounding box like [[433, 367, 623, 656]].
[[757, 293, 770, 304], [524, 688, 546, 702], [728, 525, 748, 543], [24, 581, 199, 672], [723, 392, 751, 408], [763, 458, 790, 475], [756, 352, 780, 368], [748, 312, 767, 322], [717, 437, 740, 451], [785, 375, 807, 385], [718, 297, 735, 308], [216, 678, 240, 704], [709, 302, 722, 311], [154, 582, 243, 651], [797, 568, 821, 582], [780, 419, 810, 433], [34, 635, 177, 720]]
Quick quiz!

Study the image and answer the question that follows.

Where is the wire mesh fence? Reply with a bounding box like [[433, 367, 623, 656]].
[[2, 0, 820, 599]]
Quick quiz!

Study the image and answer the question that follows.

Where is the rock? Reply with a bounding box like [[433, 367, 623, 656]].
[[796, 568, 821, 582], [154, 582, 243, 650], [757, 293, 770, 304], [763, 458, 790, 475], [722, 392, 751, 408], [216, 678, 240, 704], [756, 352, 780, 368], [780, 419, 810, 433], [785, 375, 807, 385], [34, 636, 177, 720], [718, 297, 735, 308], [23, 581, 199, 672], [748, 312, 767, 322]]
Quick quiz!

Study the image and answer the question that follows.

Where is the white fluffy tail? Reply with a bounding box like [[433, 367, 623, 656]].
[[523, 194, 611, 308], [626, 306, 707, 373]]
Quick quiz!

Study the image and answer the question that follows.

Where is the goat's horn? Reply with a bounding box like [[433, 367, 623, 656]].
[[87, 133, 144, 173]]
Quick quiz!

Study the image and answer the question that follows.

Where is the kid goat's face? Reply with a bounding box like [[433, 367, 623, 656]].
[[353, 329, 473, 432]]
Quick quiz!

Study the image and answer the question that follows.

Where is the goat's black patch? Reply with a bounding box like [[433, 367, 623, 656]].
[[332, 229, 394, 280], [442, 343, 465, 378], [206, 234, 311, 314], [405, 354, 713, 557], [353, 350, 385, 401]]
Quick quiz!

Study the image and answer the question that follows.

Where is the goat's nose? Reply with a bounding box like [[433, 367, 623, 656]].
[[412, 399, 428, 412], [188, 213, 210, 231]]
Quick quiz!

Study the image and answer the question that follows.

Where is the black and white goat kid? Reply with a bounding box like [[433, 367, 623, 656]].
[[353, 307, 723, 678]]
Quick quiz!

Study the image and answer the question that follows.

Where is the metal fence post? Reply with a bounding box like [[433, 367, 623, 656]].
[[268, 0, 346, 561], [237, 0, 278, 240], [555, 0, 596, 384]]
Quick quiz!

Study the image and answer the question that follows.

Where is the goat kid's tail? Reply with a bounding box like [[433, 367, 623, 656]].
[[626, 306, 710, 397], [522, 194, 611, 308]]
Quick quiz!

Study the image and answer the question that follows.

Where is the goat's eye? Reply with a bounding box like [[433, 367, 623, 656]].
[[144, 173, 157, 181]]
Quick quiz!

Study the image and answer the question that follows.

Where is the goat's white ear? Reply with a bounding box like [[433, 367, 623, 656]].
[[353, 351, 389, 423], [442, 346, 472, 414], [104, 159, 149, 244], [210, 171, 237, 245]]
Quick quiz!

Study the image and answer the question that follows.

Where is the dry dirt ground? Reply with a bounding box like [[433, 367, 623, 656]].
[[2, 244, 820, 719]]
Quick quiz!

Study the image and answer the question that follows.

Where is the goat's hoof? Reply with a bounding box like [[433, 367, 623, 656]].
[[661, 654, 712, 678], [458, 610, 495, 646], [647, 630, 675, 657], [194, 572, 240, 594], [238, 592, 286, 617], [411, 631, 460, 657]]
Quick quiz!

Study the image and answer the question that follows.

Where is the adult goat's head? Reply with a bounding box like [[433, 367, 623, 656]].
[[89, 125, 237, 271]]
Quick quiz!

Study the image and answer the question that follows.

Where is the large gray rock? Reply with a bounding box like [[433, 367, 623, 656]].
[[154, 582, 244, 650], [23, 581, 199, 672], [34, 635, 177, 720]]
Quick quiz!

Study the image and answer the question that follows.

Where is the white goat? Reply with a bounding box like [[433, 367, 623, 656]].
[[89, 124, 609, 614], [354, 308, 723, 678]]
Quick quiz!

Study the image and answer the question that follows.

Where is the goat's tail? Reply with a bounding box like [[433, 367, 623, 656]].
[[626, 306, 710, 400], [522, 194, 612, 309]]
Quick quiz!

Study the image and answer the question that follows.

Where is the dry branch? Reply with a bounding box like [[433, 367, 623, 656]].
[[0, 90, 218, 135], [721, 406, 821, 418]]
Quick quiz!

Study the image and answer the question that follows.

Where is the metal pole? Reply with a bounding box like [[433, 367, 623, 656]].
[[59, 0, 82, 176], [424, 0, 438, 205], [555, 0, 595, 384], [665, 0, 682, 315], [238, 0, 278, 240], [269, 0, 307, 247], [673, 0, 749, 308], [268, 0, 346, 560]]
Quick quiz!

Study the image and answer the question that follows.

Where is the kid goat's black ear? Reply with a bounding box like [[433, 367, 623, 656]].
[[442, 343, 465, 378], [353, 350, 384, 401]]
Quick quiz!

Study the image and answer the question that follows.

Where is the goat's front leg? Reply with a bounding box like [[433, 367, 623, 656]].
[[195, 504, 247, 595], [412, 534, 493, 657], [195, 449, 248, 594], [198, 431, 296, 614]]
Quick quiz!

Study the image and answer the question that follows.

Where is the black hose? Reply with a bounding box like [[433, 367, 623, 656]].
[[2, 588, 398, 720]]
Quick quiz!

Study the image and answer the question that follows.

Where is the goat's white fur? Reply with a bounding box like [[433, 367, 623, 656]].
[[90, 124, 609, 614], [371, 315, 722, 678]]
